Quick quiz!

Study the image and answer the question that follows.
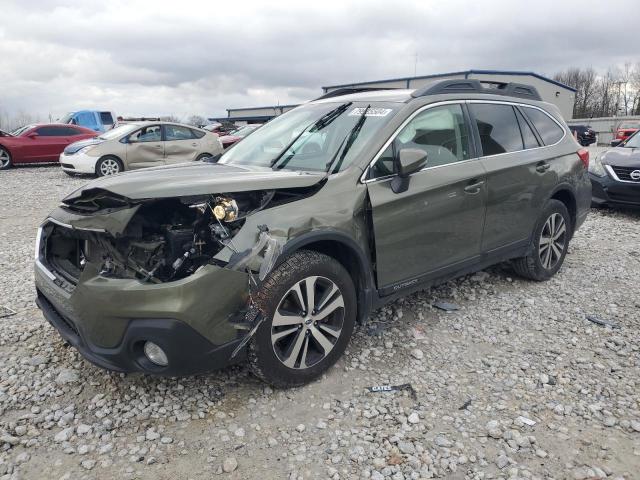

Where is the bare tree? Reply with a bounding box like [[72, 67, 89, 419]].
[[159, 115, 181, 123], [186, 115, 206, 127]]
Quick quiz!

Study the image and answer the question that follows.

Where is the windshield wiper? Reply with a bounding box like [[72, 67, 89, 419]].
[[270, 102, 352, 169], [324, 104, 370, 175]]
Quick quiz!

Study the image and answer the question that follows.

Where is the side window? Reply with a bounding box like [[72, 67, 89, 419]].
[[191, 128, 206, 139], [515, 108, 540, 149], [35, 126, 67, 136], [165, 125, 194, 141], [129, 125, 161, 143], [76, 112, 95, 126], [100, 112, 114, 126], [369, 104, 471, 179], [522, 107, 564, 145], [470, 104, 523, 156]]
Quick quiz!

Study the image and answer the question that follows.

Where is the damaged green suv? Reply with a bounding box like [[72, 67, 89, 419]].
[[35, 80, 591, 386]]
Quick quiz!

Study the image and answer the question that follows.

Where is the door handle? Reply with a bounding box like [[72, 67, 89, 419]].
[[153, 144, 162, 148], [191, 143, 197, 146], [536, 162, 551, 173], [464, 180, 485, 194]]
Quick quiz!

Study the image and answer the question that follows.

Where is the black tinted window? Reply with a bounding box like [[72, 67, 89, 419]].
[[35, 126, 68, 136], [515, 109, 540, 149], [523, 107, 564, 145], [100, 112, 114, 125], [470, 104, 523, 156]]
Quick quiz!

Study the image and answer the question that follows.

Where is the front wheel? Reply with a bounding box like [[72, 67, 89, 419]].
[[248, 250, 357, 387], [512, 199, 571, 281], [0, 147, 12, 170], [95, 156, 123, 176]]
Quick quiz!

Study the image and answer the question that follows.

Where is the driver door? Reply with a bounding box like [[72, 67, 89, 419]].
[[365, 103, 487, 291], [125, 125, 165, 169]]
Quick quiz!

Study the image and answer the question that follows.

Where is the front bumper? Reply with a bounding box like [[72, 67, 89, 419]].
[[34, 226, 251, 375], [60, 151, 99, 174], [36, 291, 246, 375], [590, 170, 640, 207]]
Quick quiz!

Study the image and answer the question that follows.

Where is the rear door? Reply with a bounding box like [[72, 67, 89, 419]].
[[366, 103, 487, 291], [469, 102, 558, 253], [125, 125, 165, 169], [163, 125, 201, 164]]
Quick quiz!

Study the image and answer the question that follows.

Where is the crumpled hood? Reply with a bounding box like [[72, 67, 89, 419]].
[[64, 162, 325, 201], [601, 147, 640, 167], [64, 137, 104, 154]]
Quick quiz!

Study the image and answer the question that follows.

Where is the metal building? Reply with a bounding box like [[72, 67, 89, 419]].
[[212, 69, 577, 124]]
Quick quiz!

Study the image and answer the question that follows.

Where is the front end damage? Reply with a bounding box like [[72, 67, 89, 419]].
[[35, 186, 314, 375]]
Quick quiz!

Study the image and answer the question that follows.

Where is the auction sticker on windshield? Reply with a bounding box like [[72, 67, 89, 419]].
[[349, 107, 392, 117]]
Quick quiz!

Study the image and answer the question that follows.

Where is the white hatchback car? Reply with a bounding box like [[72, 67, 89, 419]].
[[60, 121, 223, 176]]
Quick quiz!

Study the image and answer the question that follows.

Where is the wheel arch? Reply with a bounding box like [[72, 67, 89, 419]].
[[549, 184, 577, 237], [281, 231, 375, 324]]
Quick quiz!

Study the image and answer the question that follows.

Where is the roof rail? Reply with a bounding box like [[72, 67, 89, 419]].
[[411, 79, 542, 101], [314, 87, 399, 101]]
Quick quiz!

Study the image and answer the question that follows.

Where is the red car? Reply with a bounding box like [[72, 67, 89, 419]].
[[0, 123, 97, 170], [218, 124, 262, 149], [614, 122, 640, 143]]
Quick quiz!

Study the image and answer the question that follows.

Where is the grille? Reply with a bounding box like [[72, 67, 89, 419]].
[[611, 166, 640, 182]]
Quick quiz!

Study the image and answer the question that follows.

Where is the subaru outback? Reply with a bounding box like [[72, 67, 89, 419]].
[[35, 80, 591, 387]]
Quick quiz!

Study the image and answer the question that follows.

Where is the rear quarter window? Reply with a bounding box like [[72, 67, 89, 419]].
[[191, 129, 206, 139], [100, 112, 114, 125], [522, 107, 564, 145]]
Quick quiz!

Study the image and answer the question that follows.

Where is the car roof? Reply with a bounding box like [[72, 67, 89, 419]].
[[312, 79, 544, 106]]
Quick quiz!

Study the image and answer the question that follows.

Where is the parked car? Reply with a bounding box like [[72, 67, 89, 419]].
[[613, 122, 640, 145], [59, 110, 117, 133], [60, 121, 223, 176], [0, 124, 97, 170], [35, 80, 590, 386], [218, 124, 262, 149], [569, 125, 596, 146], [203, 122, 237, 136], [590, 130, 640, 207]]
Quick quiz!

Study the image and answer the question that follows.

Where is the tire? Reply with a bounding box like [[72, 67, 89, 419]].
[[95, 156, 123, 177], [0, 146, 12, 170], [512, 199, 571, 281], [248, 250, 357, 387], [196, 153, 212, 161]]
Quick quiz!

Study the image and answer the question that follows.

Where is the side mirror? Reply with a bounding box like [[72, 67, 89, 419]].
[[391, 148, 428, 193], [610, 139, 623, 147]]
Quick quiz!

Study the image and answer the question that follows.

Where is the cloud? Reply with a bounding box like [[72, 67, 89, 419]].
[[0, 0, 638, 122]]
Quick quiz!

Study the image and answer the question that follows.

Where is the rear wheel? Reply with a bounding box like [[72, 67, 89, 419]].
[[248, 250, 357, 387], [0, 147, 12, 170], [95, 156, 123, 176], [512, 199, 571, 281], [196, 153, 212, 161]]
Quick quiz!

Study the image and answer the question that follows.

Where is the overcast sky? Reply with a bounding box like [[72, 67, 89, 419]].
[[0, 0, 638, 122]]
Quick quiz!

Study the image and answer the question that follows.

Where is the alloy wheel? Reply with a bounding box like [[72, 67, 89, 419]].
[[0, 148, 10, 168], [538, 213, 566, 270], [271, 275, 345, 369], [99, 158, 120, 176]]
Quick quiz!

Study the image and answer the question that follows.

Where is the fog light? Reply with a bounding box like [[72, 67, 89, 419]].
[[143, 341, 168, 366]]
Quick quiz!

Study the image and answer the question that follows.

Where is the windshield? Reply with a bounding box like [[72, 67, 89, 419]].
[[11, 125, 36, 136], [59, 113, 74, 124], [619, 123, 640, 130], [624, 131, 640, 148], [98, 123, 140, 140], [219, 102, 400, 172], [232, 125, 259, 138]]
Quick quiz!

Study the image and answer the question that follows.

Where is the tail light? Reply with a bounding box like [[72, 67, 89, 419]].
[[577, 148, 589, 169]]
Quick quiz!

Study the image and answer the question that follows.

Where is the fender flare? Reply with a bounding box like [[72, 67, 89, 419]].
[[280, 229, 375, 323]]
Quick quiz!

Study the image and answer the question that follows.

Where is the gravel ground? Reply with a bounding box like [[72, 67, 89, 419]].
[[0, 164, 639, 480]]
